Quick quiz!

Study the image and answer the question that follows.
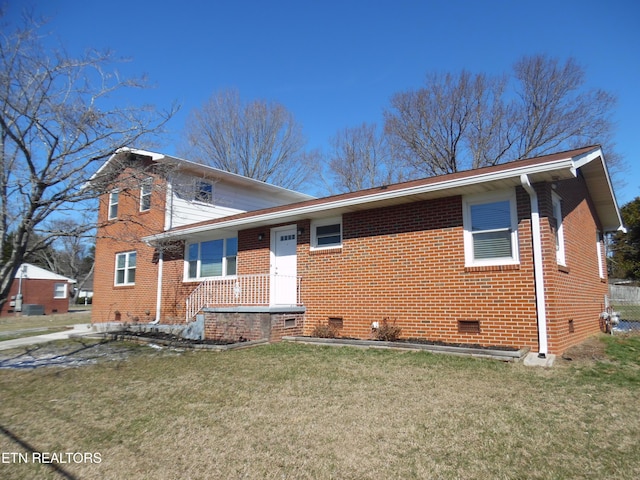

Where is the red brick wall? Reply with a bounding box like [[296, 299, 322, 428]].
[[539, 178, 609, 354], [203, 311, 304, 342], [296, 193, 540, 351], [269, 313, 305, 341], [0, 279, 70, 316], [234, 181, 605, 354], [92, 164, 166, 324]]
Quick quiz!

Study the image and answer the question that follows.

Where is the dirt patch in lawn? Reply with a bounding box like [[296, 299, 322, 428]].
[[0, 338, 179, 369], [559, 334, 608, 364]]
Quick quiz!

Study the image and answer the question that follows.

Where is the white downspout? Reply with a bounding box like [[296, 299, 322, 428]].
[[153, 250, 163, 324], [520, 174, 548, 358]]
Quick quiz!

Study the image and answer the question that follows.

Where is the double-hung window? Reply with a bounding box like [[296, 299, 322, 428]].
[[551, 193, 566, 265], [311, 217, 342, 249], [596, 231, 605, 279], [115, 251, 136, 286], [53, 283, 67, 299], [463, 191, 519, 266], [186, 237, 237, 280], [108, 190, 119, 220], [140, 178, 153, 212]]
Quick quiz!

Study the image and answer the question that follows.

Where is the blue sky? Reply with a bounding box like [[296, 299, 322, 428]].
[[7, 0, 640, 203]]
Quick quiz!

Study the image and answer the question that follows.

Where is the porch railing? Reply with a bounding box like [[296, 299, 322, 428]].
[[185, 274, 302, 322]]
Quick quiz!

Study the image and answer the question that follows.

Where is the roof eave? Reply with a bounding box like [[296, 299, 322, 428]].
[[143, 156, 581, 244]]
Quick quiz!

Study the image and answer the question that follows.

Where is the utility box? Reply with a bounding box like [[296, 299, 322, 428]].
[[22, 304, 45, 316]]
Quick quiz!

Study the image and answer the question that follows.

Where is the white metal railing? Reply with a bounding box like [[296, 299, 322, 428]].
[[185, 274, 302, 321]]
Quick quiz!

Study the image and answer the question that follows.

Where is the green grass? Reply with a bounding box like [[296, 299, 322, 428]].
[[0, 336, 639, 479], [576, 334, 640, 388], [614, 304, 640, 321], [0, 309, 91, 339]]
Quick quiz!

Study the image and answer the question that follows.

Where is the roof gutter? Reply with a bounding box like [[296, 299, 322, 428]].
[[520, 174, 548, 358], [143, 157, 578, 244]]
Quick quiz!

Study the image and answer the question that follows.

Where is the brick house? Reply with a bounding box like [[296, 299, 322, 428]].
[[90, 148, 313, 324], [1, 263, 75, 316], [93, 146, 624, 356]]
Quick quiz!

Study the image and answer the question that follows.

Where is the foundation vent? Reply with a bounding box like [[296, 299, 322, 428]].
[[328, 317, 344, 329], [458, 320, 481, 334]]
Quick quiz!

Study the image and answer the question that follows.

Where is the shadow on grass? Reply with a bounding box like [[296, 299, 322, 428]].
[[0, 338, 131, 370], [0, 424, 78, 479]]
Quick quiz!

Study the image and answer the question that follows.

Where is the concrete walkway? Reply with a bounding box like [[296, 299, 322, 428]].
[[0, 324, 97, 351]]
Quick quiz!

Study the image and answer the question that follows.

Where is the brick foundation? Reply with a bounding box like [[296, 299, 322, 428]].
[[203, 309, 305, 342]]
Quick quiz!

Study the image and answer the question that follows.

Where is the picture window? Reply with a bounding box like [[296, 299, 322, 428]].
[[186, 237, 238, 280]]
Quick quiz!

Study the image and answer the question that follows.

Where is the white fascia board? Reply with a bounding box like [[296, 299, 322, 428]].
[[84, 148, 167, 190], [571, 146, 603, 170], [115, 147, 165, 161], [158, 155, 315, 201], [572, 147, 625, 232], [85, 148, 314, 202], [143, 157, 578, 244]]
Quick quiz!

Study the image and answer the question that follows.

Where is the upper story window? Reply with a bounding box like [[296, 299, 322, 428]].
[[311, 217, 342, 250], [551, 192, 566, 266], [463, 191, 519, 266], [108, 190, 119, 220], [115, 251, 136, 286], [140, 178, 153, 212], [186, 237, 237, 280], [195, 181, 213, 203]]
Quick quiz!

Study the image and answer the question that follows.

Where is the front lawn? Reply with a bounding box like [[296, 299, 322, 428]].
[[0, 309, 91, 340], [0, 335, 638, 479]]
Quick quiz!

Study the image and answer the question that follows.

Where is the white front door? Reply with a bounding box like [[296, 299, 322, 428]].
[[271, 226, 298, 305]]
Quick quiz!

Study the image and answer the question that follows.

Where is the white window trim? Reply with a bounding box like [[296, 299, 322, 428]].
[[115, 251, 136, 286], [53, 282, 67, 299], [140, 178, 153, 212], [597, 231, 605, 279], [184, 236, 238, 281], [108, 190, 119, 220], [462, 190, 519, 267], [310, 216, 343, 251], [552, 192, 566, 266]]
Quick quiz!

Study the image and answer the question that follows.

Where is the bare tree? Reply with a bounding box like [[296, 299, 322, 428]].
[[179, 89, 317, 190], [384, 55, 617, 176], [385, 71, 507, 176], [0, 13, 176, 312], [328, 122, 407, 192], [511, 55, 616, 159], [34, 219, 94, 302]]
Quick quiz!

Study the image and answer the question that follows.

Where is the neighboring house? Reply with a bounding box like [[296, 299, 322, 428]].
[[1, 263, 75, 316], [90, 148, 314, 324], [93, 145, 625, 356], [77, 272, 94, 304]]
